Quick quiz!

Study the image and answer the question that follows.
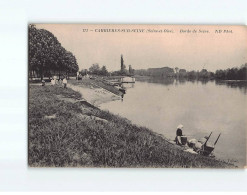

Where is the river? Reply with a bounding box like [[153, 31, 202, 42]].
[[100, 78, 247, 167]]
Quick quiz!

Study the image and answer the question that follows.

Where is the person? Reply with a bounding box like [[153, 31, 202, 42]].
[[51, 78, 55, 85], [62, 77, 67, 88], [41, 79, 45, 86], [175, 124, 183, 145], [53, 76, 58, 85]]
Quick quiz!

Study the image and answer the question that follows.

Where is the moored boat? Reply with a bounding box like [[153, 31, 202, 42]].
[[120, 77, 135, 83], [115, 86, 126, 93]]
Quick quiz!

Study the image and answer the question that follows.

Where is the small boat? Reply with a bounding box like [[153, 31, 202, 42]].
[[188, 132, 221, 156], [115, 86, 126, 94], [171, 131, 221, 157], [119, 88, 126, 94], [120, 77, 135, 83], [199, 144, 215, 156]]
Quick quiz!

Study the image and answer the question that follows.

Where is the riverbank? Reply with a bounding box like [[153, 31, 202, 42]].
[[67, 78, 123, 106], [28, 83, 235, 168]]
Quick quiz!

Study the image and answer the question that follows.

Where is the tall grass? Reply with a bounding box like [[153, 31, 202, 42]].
[[28, 85, 234, 168]]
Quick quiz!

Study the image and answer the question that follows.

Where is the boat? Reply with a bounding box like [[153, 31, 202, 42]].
[[119, 88, 126, 94], [171, 132, 221, 157], [114, 86, 126, 94], [188, 132, 221, 156], [120, 77, 135, 83]]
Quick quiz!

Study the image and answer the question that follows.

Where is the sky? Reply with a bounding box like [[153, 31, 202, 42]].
[[35, 24, 247, 72]]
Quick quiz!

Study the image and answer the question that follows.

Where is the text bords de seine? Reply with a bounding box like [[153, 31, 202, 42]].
[[82, 28, 233, 33]]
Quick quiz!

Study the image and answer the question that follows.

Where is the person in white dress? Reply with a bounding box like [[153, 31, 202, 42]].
[[51, 78, 55, 85], [62, 77, 67, 88]]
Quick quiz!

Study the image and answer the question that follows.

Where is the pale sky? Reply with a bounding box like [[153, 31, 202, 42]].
[[35, 24, 247, 72]]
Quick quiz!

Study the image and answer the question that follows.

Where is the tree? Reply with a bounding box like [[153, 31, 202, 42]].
[[89, 63, 100, 75], [215, 65, 247, 80], [121, 54, 124, 71], [80, 69, 88, 76], [28, 24, 79, 80], [187, 71, 197, 79], [199, 69, 211, 79], [178, 69, 187, 78], [101, 65, 108, 76], [129, 65, 134, 75]]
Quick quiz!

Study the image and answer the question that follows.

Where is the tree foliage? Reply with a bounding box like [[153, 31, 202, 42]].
[[89, 63, 109, 76], [134, 64, 247, 81], [89, 63, 100, 74], [101, 65, 109, 76], [28, 24, 79, 80], [215, 64, 247, 80]]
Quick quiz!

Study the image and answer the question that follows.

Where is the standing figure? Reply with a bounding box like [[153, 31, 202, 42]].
[[51, 78, 55, 85], [175, 124, 183, 145], [63, 77, 67, 88], [53, 76, 58, 85], [41, 79, 45, 86]]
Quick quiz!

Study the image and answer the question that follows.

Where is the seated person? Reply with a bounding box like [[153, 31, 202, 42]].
[[175, 124, 183, 145]]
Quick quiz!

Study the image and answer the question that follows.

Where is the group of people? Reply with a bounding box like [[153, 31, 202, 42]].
[[51, 76, 68, 88]]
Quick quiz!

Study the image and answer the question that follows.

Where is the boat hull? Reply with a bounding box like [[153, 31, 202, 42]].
[[120, 77, 135, 83]]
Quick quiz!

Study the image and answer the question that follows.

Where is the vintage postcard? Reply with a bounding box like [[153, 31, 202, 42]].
[[28, 24, 247, 168]]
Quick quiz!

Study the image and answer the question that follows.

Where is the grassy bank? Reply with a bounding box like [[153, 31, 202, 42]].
[[28, 84, 234, 168]]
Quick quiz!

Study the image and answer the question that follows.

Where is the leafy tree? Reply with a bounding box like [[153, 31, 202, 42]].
[[215, 64, 246, 80], [101, 65, 109, 76], [187, 71, 197, 79], [28, 24, 79, 80], [89, 63, 100, 75]]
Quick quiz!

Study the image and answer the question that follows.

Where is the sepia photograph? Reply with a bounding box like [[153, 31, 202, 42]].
[[28, 24, 247, 168]]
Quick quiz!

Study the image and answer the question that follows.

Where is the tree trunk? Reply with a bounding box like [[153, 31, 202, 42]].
[[48, 68, 51, 80], [29, 70, 32, 80], [67, 70, 69, 79], [40, 70, 43, 81], [40, 64, 44, 81]]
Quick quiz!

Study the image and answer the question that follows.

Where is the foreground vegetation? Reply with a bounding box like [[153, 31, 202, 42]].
[[29, 85, 234, 168]]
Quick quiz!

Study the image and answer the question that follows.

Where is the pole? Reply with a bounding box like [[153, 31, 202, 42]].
[[204, 132, 212, 146], [214, 133, 221, 146]]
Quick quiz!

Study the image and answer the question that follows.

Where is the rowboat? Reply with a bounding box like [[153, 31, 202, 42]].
[[115, 86, 126, 93], [188, 132, 221, 156], [120, 77, 135, 83]]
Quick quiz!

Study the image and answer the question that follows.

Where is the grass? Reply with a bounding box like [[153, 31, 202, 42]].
[[28, 84, 235, 168]]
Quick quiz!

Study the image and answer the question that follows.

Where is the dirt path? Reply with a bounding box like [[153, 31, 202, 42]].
[[68, 83, 121, 107]]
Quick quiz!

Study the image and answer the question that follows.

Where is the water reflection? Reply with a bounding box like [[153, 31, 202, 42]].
[[134, 77, 247, 94], [121, 83, 135, 89], [135, 77, 175, 86], [215, 80, 247, 94], [101, 78, 247, 166]]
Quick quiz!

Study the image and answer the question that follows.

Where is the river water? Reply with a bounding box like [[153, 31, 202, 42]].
[[100, 78, 247, 167]]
